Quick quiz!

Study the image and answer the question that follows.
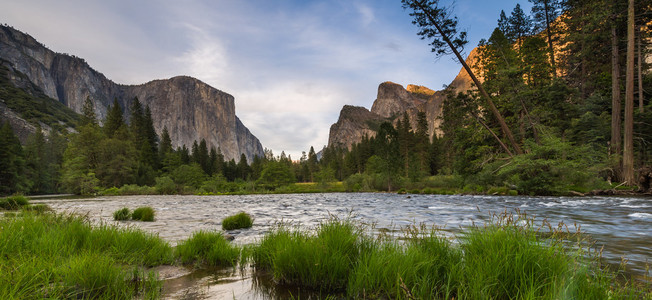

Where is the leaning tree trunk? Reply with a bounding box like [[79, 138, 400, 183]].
[[611, 24, 622, 180], [415, 1, 523, 156], [623, 0, 635, 185]]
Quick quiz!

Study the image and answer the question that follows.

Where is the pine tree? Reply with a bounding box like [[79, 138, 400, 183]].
[[198, 139, 209, 174], [80, 96, 97, 126], [508, 4, 533, 44], [0, 122, 28, 194], [104, 98, 125, 138], [159, 126, 173, 156], [308, 146, 318, 182], [497, 10, 511, 38], [415, 111, 430, 175], [529, 0, 561, 76]]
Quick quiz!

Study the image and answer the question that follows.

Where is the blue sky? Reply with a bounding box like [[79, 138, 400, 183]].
[[2, 0, 531, 159]]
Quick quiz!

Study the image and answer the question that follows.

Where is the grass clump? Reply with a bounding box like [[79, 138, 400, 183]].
[[0, 212, 172, 299], [251, 219, 366, 292], [175, 230, 240, 267], [132, 206, 155, 222], [20, 203, 52, 214], [113, 207, 131, 221], [0, 195, 29, 210], [249, 214, 650, 299], [222, 212, 253, 230]]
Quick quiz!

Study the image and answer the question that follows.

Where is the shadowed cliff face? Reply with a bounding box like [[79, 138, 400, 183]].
[[0, 25, 264, 161], [327, 48, 479, 149]]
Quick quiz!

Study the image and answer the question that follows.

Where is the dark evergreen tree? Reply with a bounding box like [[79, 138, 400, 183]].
[[308, 146, 318, 182], [497, 10, 511, 38], [508, 4, 533, 44], [104, 98, 125, 138], [180, 145, 191, 165], [197, 139, 210, 174], [237, 153, 251, 180], [80, 96, 97, 126], [0, 122, 27, 194], [529, 0, 561, 75]]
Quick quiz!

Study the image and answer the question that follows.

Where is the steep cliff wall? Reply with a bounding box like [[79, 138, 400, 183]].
[[0, 25, 263, 161], [327, 48, 480, 149]]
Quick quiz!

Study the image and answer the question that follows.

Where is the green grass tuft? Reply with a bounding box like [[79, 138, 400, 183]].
[[0, 195, 29, 210], [222, 212, 253, 230], [175, 230, 240, 267], [132, 206, 155, 222], [112, 207, 131, 221]]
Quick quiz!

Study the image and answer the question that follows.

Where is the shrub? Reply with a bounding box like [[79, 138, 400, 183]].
[[222, 212, 253, 230], [0, 195, 29, 210], [175, 230, 240, 267], [155, 176, 177, 195], [132, 207, 155, 222], [112, 207, 131, 221]]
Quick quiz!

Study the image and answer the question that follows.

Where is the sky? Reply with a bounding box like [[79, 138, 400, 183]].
[[1, 0, 532, 159]]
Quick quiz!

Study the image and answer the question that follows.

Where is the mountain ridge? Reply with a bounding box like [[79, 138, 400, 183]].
[[0, 25, 264, 161]]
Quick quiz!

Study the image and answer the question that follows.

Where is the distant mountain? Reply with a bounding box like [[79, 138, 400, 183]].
[[328, 48, 479, 150], [0, 25, 264, 161]]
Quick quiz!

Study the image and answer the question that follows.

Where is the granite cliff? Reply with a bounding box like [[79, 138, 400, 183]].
[[328, 48, 479, 149], [0, 25, 264, 161]]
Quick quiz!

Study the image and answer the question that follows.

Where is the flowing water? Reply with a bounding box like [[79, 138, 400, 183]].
[[36, 193, 651, 299]]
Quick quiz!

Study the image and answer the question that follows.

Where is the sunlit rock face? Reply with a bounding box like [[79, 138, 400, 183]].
[[0, 25, 263, 161], [327, 48, 480, 149]]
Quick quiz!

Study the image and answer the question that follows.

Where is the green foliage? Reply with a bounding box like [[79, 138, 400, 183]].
[[171, 163, 206, 189], [221, 212, 253, 230], [491, 136, 609, 195], [113, 207, 131, 221], [0, 194, 29, 210], [131, 206, 155, 222], [0, 122, 28, 195], [155, 176, 177, 195], [175, 230, 240, 267], [0, 212, 172, 299], [257, 160, 295, 188]]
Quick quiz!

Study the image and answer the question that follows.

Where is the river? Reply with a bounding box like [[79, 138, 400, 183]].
[[36, 193, 651, 299]]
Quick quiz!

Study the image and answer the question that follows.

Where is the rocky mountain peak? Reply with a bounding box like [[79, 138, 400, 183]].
[[0, 25, 264, 161]]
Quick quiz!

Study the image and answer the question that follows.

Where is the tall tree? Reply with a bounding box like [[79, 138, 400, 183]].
[[529, 0, 561, 76], [623, 0, 635, 184], [497, 10, 511, 38], [104, 98, 125, 138], [415, 111, 430, 175], [402, 0, 522, 155], [80, 96, 97, 126], [0, 122, 27, 194], [508, 4, 533, 44], [611, 16, 622, 176], [308, 146, 318, 182]]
